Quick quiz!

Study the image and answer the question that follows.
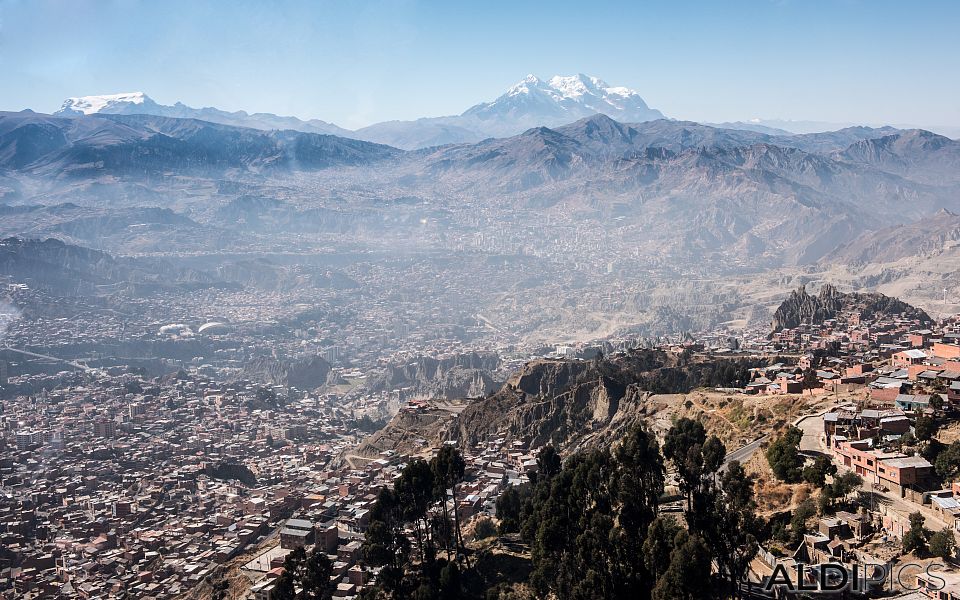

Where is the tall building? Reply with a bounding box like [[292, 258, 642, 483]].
[[15, 430, 42, 450], [93, 419, 117, 438]]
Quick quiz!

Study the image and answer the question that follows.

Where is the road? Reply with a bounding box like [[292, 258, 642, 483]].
[[722, 435, 769, 471], [1, 346, 93, 372], [720, 405, 831, 471]]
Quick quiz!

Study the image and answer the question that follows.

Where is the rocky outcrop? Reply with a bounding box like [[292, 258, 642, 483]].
[[771, 283, 930, 331], [239, 354, 331, 390], [351, 350, 768, 458], [448, 359, 653, 454], [364, 352, 502, 400]]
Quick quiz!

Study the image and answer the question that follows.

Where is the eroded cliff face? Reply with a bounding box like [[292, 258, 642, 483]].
[[351, 349, 769, 460], [446, 354, 663, 454], [364, 352, 502, 399]]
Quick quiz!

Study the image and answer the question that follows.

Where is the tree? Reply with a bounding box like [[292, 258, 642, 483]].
[[802, 368, 819, 396], [431, 446, 468, 566], [474, 517, 497, 540], [802, 455, 837, 487], [396, 459, 438, 565], [275, 547, 307, 600], [929, 527, 955, 560], [533, 445, 561, 482], [522, 426, 667, 600], [643, 517, 683, 582], [819, 472, 862, 514], [930, 394, 945, 412], [915, 414, 937, 442], [526, 448, 620, 599], [902, 512, 930, 556], [652, 531, 713, 600], [707, 461, 761, 599], [832, 472, 863, 497], [766, 427, 804, 483], [612, 426, 666, 598], [302, 550, 334, 600], [438, 562, 461, 600], [790, 499, 817, 544], [663, 418, 708, 510], [363, 488, 410, 598], [495, 486, 523, 534]]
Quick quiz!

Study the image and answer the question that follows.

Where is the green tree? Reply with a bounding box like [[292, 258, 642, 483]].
[[431, 446, 468, 566], [707, 461, 761, 599], [533, 445, 561, 482], [929, 527, 955, 560], [438, 562, 461, 600], [496, 486, 523, 534], [363, 488, 410, 598], [612, 426, 667, 598], [766, 427, 804, 483], [915, 415, 937, 442], [275, 546, 307, 600], [802, 368, 819, 395], [663, 417, 707, 511], [802, 455, 837, 487], [474, 517, 497, 540], [396, 459, 438, 565], [651, 531, 714, 600], [819, 472, 862, 515], [902, 512, 930, 556], [302, 549, 334, 600], [663, 418, 716, 511], [790, 499, 817, 544], [643, 516, 683, 582], [930, 394, 945, 412]]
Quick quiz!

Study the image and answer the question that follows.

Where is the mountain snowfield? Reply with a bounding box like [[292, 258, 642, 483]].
[[464, 74, 664, 123], [59, 92, 150, 115]]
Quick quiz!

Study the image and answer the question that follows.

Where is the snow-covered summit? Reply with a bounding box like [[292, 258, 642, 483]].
[[464, 73, 664, 125], [52, 92, 351, 136], [58, 92, 152, 115]]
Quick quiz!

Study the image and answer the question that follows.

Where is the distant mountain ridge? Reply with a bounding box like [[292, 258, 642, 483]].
[[4, 110, 960, 268], [0, 111, 399, 176], [52, 74, 667, 149], [57, 92, 352, 137], [824, 209, 960, 266]]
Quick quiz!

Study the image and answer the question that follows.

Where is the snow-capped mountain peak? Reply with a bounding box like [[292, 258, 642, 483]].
[[52, 92, 352, 136], [547, 74, 605, 98], [463, 73, 664, 126], [58, 92, 153, 115]]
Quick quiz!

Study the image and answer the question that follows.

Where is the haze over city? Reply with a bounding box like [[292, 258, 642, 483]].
[[2, 1, 960, 599]]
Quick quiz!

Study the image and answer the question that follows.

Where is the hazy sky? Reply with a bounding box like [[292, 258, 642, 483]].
[[1, 0, 958, 129]]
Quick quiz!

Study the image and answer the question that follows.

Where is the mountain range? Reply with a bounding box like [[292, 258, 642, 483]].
[[53, 74, 668, 149], [3, 106, 960, 270], [51, 75, 960, 151]]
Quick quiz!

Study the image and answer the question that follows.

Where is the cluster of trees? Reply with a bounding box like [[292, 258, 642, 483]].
[[765, 426, 850, 491], [202, 461, 257, 486], [274, 546, 334, 600], [497, 419, 762, 600], [362, 445, 469, 599], [902, 511, 956, 560], [636, 360, 759, 394], [932, 439, 960, 479], [352, 415, 388, 434]]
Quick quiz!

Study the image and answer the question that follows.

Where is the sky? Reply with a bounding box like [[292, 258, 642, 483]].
[[1, 0, 958, 130]]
